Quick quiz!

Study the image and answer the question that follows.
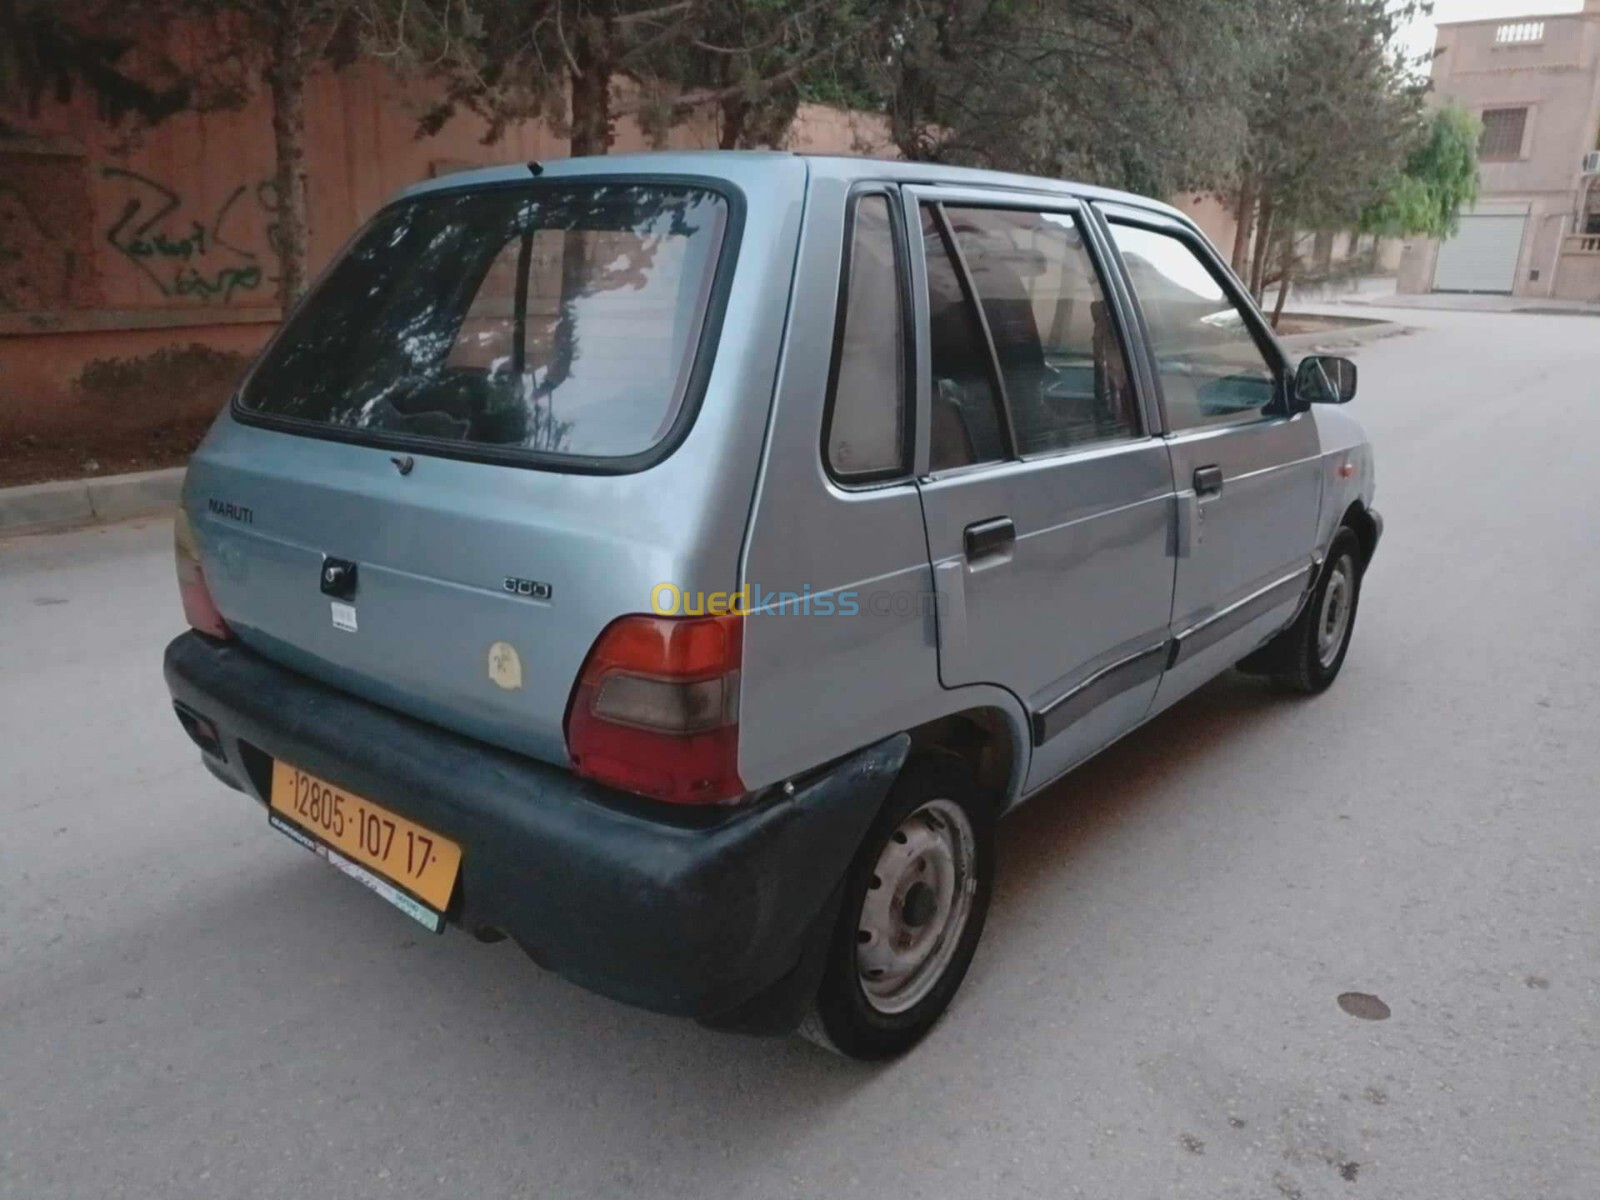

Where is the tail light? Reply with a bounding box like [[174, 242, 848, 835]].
[[174, 509, 233, 640], [565, 613, 744, 805]]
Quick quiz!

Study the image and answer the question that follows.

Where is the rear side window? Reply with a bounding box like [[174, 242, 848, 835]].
[[944, 206, 1138, 455], [921, 206, 1008, 472], [238, 183, 731, 464], [824, 194, 908, 480]]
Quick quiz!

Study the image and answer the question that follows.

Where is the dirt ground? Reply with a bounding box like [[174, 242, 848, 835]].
[[1273, 313, 1359, 336], [0, 418, 212, 488]]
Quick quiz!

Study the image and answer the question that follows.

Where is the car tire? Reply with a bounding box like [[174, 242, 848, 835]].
[[1267, 527, 1364, 694], [799, 752, 994, 1060]]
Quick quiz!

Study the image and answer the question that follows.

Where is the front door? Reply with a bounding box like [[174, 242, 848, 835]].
[[1098, 208, 1322, 713], [905, 189, 1177, 794]]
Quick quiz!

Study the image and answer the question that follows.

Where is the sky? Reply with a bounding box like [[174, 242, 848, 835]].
[[1400, 0, 1587, 61]]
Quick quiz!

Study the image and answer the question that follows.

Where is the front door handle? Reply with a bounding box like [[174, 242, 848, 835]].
[[964, 517, 1016, 562], [1193, 465, 1224, 498]]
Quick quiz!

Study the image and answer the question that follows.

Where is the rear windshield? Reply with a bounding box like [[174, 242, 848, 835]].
[[237, 182, 731, 464]]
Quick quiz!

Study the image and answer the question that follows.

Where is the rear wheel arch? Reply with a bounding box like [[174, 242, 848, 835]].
[[903, 706, 1023, 812]]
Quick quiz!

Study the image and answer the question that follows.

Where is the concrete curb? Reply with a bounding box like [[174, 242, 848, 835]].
[[0, 466, 185, 537], [1276, 318, 1410, 355]]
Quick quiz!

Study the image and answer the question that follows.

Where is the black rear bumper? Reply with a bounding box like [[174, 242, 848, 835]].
[[164, 632, 907, 1029]]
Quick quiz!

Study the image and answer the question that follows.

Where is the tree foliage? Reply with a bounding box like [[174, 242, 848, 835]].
[[1360, 103, 1480, 239], [9, 0, 1449, 318], [359, 0, 857, 156], [1228, 0, 1427, 310], [0, 0, 193, 125], [827, 0, 1272, 196]]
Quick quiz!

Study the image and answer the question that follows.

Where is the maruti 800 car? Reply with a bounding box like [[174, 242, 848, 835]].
[[165, 152, 1379, 1059]]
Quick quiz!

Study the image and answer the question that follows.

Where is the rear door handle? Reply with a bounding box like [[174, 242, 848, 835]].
[[964, 517, 1016, 562], [1193, 465, 1224, 498]]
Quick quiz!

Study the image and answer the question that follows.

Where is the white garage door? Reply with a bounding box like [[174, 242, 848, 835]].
[[1433, 213, 1526, 293]]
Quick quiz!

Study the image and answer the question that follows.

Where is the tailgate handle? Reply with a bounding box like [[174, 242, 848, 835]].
[[1193, 465, 1224, 498], [964, 517, 1016, 563], [320, 557, 359, 600]]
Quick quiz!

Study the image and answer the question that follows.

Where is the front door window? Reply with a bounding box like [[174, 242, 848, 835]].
[[1107, 223, 1280, 431]]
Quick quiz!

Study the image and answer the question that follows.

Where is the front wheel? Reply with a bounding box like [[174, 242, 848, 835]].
[[1269, 527, 1364, 693], [800, 753, 994, 1059]]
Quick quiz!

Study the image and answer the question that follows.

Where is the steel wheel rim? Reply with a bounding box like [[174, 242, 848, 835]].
[[856, 798, 977, 1015], [1317, 553, 1355, 669]]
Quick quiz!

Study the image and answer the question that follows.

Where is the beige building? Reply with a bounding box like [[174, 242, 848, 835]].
[[1398, 0, 1600, 299]]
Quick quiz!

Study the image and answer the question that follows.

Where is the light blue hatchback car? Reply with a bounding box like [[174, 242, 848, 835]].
[[165, 151, 1380, 1058]]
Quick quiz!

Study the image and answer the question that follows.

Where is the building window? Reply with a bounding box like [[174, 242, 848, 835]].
[[1494, 20, 1543, 44], [1478, 108, 1528, 162]]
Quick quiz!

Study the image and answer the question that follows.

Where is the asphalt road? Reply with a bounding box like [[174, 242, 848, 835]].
[[3, 305, 1597, 1199]]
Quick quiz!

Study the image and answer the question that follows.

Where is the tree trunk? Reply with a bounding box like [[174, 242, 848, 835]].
[[1249, 196, 1276, 302], [717, 51, 747, 150], [567, 15, 614, 157], [1271, 230, 1294, 329], [266, 6, 311, 308], [1231, 165, 1257, 276], [718, 96, 748, 150], [1312, 229, 1335, 271]]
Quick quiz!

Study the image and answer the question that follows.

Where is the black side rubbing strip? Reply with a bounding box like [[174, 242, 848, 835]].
[[1168, 566, 1313, 669], [1033, 641, 1169, 746]]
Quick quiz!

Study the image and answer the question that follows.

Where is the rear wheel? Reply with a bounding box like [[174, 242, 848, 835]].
[[800, 753, 993, 1059]]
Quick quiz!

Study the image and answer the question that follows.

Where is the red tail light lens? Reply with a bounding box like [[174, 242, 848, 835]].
[[174, 509, 233, 640], [565, 613, 744, 805]]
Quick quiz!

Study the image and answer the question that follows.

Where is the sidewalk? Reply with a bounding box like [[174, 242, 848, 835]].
[[1332, 290, 1600, 317], [1269, 273, 1600, 317]]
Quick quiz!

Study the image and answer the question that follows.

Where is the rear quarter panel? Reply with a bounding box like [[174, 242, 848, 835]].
[[736, 169, 1030, 796]]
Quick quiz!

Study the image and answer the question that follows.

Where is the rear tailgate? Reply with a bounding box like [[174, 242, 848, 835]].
[[185, 438, 686, 767], [183, 171, 766, 769]]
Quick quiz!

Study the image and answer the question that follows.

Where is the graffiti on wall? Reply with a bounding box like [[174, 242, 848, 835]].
[[101, 167, 279, 304]]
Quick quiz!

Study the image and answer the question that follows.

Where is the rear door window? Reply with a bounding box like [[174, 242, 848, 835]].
[[237, 183, 731, 465], [921, 206, 1009, 472], [943, 206, 1139, 455]]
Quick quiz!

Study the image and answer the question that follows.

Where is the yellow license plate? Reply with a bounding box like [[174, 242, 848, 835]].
[[268, 761, 461, 912]]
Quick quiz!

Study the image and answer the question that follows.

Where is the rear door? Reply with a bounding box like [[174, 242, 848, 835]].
[[1097, 206, 1321, 712], [904, 187, 1177, 793]]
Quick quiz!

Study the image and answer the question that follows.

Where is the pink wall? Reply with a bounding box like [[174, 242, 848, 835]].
[[0, 24, 892, 440]]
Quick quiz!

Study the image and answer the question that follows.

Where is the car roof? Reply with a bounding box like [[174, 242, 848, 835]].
[[393, 149, 1185, 222]]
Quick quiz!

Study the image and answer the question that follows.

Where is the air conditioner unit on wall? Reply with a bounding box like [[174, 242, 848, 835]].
[[1584, 151, 1600, 175]]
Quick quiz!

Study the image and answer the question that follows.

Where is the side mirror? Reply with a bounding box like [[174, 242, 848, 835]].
[[1295, 355, 1358, 405]]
